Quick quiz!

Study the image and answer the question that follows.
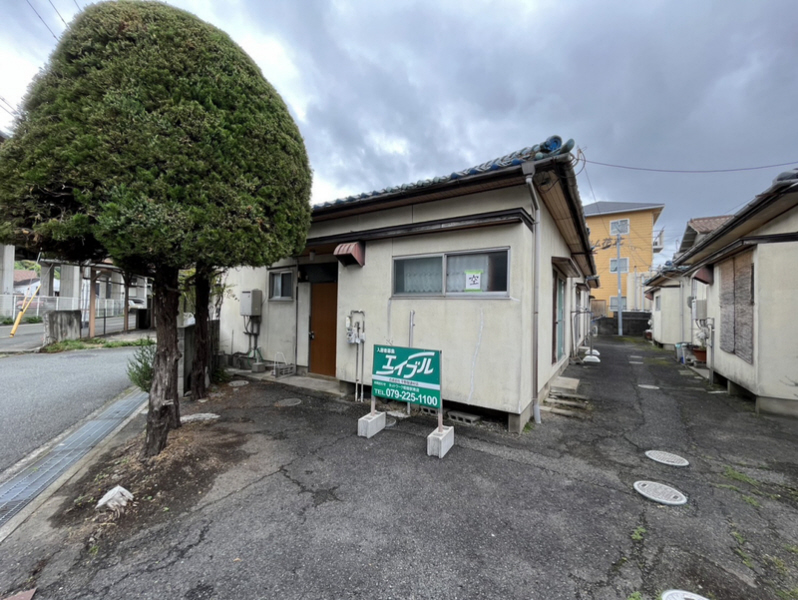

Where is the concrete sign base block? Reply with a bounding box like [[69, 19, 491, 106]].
[[358, 412, 386, 439], [427, 426, 454, 458]]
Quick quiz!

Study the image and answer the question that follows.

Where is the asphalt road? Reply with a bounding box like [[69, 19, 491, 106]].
[[0, 316, 135, 352], [0, 347, 137, 476]]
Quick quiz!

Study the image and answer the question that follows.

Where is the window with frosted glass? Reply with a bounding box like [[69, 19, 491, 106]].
[[393, 256, 443, 294], [445, 251, 508, 293]]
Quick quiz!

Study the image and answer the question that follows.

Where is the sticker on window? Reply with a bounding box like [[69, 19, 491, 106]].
[[465, 270, 482, 292]]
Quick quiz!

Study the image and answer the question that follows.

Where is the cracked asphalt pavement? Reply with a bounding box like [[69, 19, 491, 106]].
[[2, 337, 798, 599]]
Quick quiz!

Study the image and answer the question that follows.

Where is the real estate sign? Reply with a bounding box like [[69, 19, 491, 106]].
[[372, 345, 441, 410]]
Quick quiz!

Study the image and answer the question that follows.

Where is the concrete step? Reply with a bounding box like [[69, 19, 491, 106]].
[[539, 405, 588, 419], [549, 391, 591, 402], [545, 397, 590, 410]]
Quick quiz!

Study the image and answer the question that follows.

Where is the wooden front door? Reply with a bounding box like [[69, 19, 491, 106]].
[[310, 282, 338, 376]]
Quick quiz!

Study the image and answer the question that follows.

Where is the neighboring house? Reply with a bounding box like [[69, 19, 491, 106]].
[[13, 269, 40, 295], [220, 137, 598, 432], [646, 215, 733, 349], [583, 201, 664, 315], [670, 169, 798, 417]]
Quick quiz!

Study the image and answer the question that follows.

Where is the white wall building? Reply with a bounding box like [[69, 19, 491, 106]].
[[670, 170, 798, 417], [220, 138, 598, 432]]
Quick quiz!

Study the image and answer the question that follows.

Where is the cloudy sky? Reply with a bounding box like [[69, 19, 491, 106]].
[[2, 0, 797, 266]]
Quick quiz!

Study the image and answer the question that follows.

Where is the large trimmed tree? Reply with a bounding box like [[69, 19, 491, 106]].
[[0, 1, 312, 457]]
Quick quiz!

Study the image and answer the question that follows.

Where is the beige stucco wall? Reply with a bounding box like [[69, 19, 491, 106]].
[[652, 286, 681, 346]]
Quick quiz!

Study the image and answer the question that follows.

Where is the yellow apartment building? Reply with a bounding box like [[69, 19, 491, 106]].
[[583, 201, 664, 315]]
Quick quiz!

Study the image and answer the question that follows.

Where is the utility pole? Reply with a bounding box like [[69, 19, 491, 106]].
[[616, 231, 623, 336]]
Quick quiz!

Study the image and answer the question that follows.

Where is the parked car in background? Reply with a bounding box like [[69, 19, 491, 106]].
[[128, 298, 147, 310]]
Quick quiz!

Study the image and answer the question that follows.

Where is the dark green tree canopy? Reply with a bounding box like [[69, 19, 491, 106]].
[[0, 0, 312, 270]]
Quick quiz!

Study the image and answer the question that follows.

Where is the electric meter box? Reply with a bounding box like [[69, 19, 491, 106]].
[[692, 299, 707, 321], [240, 289, 263, 316]]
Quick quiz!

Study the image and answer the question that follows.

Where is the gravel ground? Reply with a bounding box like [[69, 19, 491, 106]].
[[0, 347, 136, 475]]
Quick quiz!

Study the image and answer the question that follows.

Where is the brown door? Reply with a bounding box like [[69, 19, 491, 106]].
[[310, 282, 338, 376]]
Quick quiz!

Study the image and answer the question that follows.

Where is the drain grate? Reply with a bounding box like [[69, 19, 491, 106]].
[[661, 591, 709, 600], [646, 450, 689, 467], [634, 481, 687, 506], [0, 390, 146, 530], [275, 398, 301, 407]]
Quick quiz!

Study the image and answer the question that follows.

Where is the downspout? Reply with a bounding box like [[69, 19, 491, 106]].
[[525, 169, 542, 425]]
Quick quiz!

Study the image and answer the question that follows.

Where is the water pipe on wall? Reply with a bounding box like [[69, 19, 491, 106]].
[[524, 168, 542, 425]]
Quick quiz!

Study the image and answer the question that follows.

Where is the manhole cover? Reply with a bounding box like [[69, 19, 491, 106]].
[[386, 418, 397, 428], [645, 450, 690, 467], [229, 380, 249, 387], [275, 398, 302, 407], [662, 591, 709, 600], [639, 384, 660, 390], [634, 481, 687, 505]]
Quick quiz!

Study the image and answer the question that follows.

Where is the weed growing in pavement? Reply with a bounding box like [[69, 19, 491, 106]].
[[786, 545, 798, 554], [626, 592, 643, 600], [743, 495, 762, 508], [212, 367, 232, 384], [765, 554, 790, 576], [723, 466, 760, 487], [631, 526, 646, 541], [736, 547, 755, 569], [731, 531, 746, 545], [776, 588, 798, 600]]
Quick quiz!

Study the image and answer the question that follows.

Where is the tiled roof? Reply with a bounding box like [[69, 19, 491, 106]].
[[13, 270, 38, 283], [582, 201, 664, 217], [687, 215, 733, 234], [314, 136, 575, 210]]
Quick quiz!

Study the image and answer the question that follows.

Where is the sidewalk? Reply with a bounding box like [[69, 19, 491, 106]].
[[1, 338, 797, 599]]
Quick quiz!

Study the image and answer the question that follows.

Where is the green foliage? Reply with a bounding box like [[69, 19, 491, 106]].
[[631, 526, 646, 542], [724, 466, 760, 487], [627, 593, 643, 600], [0, 1, 311, 273], [1, 317, 13, 326], [127, 342, 157, 392], [22, 316, 43, 324]]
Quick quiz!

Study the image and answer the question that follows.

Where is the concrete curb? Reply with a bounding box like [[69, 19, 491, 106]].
[[0, 393, 147, 545]]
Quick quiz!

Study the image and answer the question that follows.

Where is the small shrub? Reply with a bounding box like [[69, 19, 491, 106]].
[[1, 317, 14, 325], [22, 316, 43, 324], [127, 343, 157, 392], [211, 367, 232, 384]]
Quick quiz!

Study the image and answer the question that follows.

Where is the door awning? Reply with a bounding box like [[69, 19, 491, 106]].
[[334, 241, 365, 267]]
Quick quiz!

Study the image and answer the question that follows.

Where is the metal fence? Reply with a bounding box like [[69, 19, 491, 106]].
[[0, 294, 127, 320]]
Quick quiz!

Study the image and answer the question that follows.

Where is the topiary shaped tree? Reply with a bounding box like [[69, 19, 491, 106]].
[[0, 1, 312, 457]]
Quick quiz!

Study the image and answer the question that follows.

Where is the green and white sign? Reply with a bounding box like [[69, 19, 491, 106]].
[[372, 345, 442, 410]]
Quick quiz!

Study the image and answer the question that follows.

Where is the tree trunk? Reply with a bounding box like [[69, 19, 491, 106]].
[[142, 265, 181, 459], [191, 267, 211, 401]]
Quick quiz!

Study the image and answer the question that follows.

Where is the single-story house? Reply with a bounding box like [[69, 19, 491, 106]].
[[671, 169, 798, 417], [646, 216, 733, 349], [220, 137, 598, 432]]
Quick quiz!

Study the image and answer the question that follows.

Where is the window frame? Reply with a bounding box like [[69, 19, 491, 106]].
[[268, 270, 294, 301], [391, 247, 511, 298], [609, 295, 627, 311], [610, 218, 630, 236], [609, 257, 629, 274]]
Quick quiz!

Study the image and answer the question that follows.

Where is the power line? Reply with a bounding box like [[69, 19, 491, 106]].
[[73, 0, 81, 10], [0, 95, 17, 113], [584, 158, 798, 174], [47, 0, 68, 26], [25, 0, 58, 40], [0, 104, 16, 118]]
